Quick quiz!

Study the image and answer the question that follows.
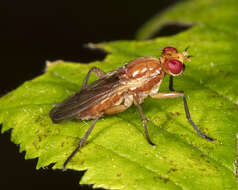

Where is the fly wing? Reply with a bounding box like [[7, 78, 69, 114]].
[[50, 70, 121, 122]]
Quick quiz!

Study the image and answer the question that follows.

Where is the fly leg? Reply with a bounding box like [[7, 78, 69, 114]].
[[133, 95, 155, 146], [62, 117, 99, 171], [169, 76, 175, 91], [150, 92, 215, 141], [167, 75, 214, 141], [81, 67, 105, 89]]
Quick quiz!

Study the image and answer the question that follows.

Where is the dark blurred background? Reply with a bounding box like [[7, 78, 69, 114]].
[[0, 1, 181, 189]]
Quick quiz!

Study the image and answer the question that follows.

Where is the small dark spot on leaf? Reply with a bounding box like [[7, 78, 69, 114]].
[[169, 112, 181, 117], [32, 141, 40, 150], [199, 168, 206, 171], [210, 94, 218, 98], [153, 176, 170, 183], [161, 176, 170, 183], [117, 173, 121, 177], [163, 155, 168, 160], [35, 114, 49, 127], [150, 115, 160, 123], [167, 168, 178, 174], [166, 115, 172, 121]]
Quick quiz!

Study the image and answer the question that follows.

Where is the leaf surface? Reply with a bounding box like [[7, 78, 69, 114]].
[[1, 0, 238, 189]]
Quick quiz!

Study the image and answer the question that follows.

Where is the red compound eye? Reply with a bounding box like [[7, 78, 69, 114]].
[[167, 59, 183, 74]]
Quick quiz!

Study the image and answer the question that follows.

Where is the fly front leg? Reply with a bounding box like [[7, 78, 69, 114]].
[[81, 67, 105, 89], [169, 76, 175, 91], [62, 117, 99, 171], [150, 92, 215, 141], [133, 95, 155, 146]]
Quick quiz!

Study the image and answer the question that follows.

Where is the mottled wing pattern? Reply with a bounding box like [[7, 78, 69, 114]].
[[50, 70, 121, 122]]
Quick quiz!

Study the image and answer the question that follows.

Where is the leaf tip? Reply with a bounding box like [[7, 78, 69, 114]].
[[45, 60, 65, 72]]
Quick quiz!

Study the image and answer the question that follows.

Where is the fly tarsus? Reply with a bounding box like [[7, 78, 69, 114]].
[[183, 96, 215, 141]]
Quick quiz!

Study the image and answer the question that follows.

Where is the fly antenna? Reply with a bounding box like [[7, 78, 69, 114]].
[[184, 46, 190, 52]]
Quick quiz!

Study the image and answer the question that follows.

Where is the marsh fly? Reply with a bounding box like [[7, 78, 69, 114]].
[[50, 46, 215, 170]]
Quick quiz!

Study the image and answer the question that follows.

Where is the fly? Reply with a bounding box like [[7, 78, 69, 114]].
[[49, 46, 215, 170]]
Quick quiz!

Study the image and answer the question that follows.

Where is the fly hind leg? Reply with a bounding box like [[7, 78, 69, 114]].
[[81, 67, 105, 89], [63, 105, 128, 170]]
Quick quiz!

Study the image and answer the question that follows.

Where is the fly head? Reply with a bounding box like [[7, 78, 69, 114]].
[[160, 46, 190, 76]]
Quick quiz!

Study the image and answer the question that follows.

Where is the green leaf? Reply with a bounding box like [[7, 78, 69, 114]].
[[1, 0, 238, 189]]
